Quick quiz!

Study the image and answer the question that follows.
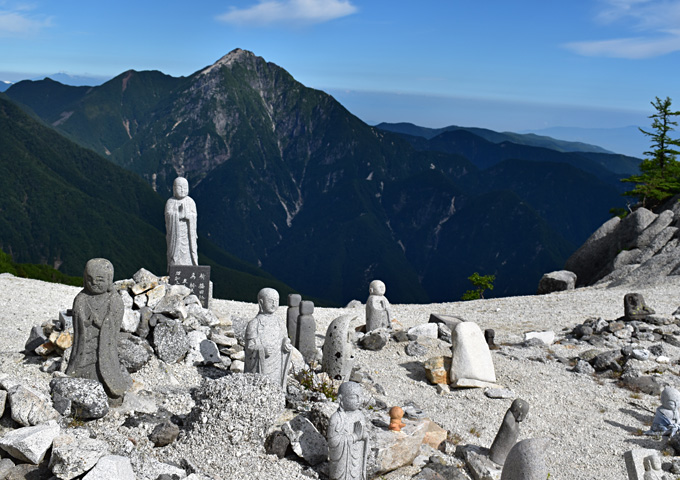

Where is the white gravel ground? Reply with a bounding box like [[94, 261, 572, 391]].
[[2, 272, 680, 479]]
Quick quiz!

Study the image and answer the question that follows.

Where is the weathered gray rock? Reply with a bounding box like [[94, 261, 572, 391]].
[[0, 390, 6, 416], [132, 268, 159, 285], [154, 293, 189, 320], [624, 293, 655, 321], [536, 270, 576, 294], [639, 226, 678, 263], [287, 294, 302, 346], [360, 328, 389, 351], [281, 415, 328, 466], [6, 384, 60, 426], [499, 437, 549, 480], [50, 377, 109, 419], [368, 418, 429, 476], [82, 455, 135, 480], [120, 308, 140, 333], [456, 444, 502, 480], [186, 303, 219, 327], [118, 333, 153, 373], [572, 360, 595, 375], [0, 459, 13, 478], [406, 341, 428, 357], [0, 420, 60, 464], [24, 325, 47, 352], [449, 322, 496, 387], [638, 209, 675, 248], [591, 349, 622, 372], [296, 300, 317, 364], [49, 433, 110, 480], [428, 313, 465, 333], [184, 330, 221, 365], [265, 430, 292, 458], [149, 421, 180, 447], [484, 388, 516, 400], [407, 323, 439, 341], [146, 284, 167, 309], [624, 448, 661, 480], [153, 318, 189, 363]]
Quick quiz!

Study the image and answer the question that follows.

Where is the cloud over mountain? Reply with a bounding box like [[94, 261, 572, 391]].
[[216, 0, 357, 26]]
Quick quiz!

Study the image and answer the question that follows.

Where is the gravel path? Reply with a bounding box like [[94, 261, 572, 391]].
[[2, 272, 680, 479]]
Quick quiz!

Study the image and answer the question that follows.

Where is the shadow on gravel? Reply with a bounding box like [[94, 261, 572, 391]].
[[399, 361, 429, 383]]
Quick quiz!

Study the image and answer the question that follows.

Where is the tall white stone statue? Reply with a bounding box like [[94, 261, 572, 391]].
[[245, 288, 292, 388], [165, 177, 198, 270], [365, 280, 391, 332], [327, 382, 369, 480]]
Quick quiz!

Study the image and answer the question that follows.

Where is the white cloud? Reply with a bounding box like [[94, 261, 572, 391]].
[[566, 0, 680, 58], [0, 7, 51, 37], [216, 0, 357, 26]]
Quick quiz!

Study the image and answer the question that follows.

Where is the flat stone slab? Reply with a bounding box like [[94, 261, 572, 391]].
[[456, 444, 502, 480], [281, 415, 328, 466], [450, 322, 496, 386], [0, 420, 60, 464], [82, 455, 135, 480]]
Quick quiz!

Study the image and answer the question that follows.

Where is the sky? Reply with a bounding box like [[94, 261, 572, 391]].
[[1, 0, 679, 143]]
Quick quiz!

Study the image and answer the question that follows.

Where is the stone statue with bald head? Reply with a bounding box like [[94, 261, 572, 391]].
[[366, 279, 391, 332], [245, 288, 292, 388], [165, 176, 198, 270], [66, 258, 132, 399]]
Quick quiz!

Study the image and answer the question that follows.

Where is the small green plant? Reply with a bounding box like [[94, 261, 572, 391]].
[[296, 367, 338, 401], [461, 272, 495, 301], [469, 427, 481, 438]]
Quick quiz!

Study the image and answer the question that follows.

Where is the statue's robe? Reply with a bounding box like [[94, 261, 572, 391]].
[[165, 195, 198, 268], [244, 314, 289, 388], [328, 409, 368, 480]]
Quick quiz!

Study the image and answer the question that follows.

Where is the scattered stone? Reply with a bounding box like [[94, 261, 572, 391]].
[[536, 270, 576, 294], [24, 325, 47, 353], [48, 433, 110, 480], [265, 430, 292, 459], [118, 333, 153, 373], [82, 455, 135, 480], [523, 331, 555, 345], [50, 377, 109, 419], [6, 384, 60, 426], [456, 444, 502, 480], [360, 328, 389, 351], [0, 420, 60, 464], [406, 341, 428, 357], [407, 323, 439, 341], [153, 318, 189, 363], [591, 350, 622, 372], [149, 421, 180, 447], [449, 322, 496, 388], [484, 388, 515, 399], [499, 437, 549, 480], [572, 360, 595, 375], [184, 330, 221, 365], [282, 415, 328, 466]]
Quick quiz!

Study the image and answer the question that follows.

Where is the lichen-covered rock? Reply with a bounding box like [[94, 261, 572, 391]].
[[153, 318, 189, 363], [50, 377, 109, 419]]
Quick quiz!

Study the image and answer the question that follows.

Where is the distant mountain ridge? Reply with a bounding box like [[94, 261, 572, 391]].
[[5, 49, 632, 304]]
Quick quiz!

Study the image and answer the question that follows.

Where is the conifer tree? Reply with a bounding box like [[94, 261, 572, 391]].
[[622, 96, 680, 208]]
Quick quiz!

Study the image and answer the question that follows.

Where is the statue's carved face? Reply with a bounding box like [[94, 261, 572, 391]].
[[84, 260, 113, 295], [258, 288, 279, 315], [173, 178, 189, 199], [369, 280, 385, 296], [340, 390, 361, 411]]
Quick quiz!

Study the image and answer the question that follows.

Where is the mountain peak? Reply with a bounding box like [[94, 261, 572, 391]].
[[200, 48, 256, 76]]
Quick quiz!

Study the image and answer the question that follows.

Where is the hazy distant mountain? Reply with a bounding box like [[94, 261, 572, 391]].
[[0, 81, 11, 93], [5, 49, 630, 303], [376, 122, 615, 155], [523, 125, 647, 159], [32, 73, 109, 87]]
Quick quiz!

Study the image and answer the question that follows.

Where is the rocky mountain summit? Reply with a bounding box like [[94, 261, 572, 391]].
[[565, 196, 680, 289], [3, 270, 680, 479]]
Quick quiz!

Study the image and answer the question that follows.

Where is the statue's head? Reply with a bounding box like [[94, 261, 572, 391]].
[[258, 288, 279, 315], [338, 381, 363, 412], [510, 398, 529, 422], [288, 293, 301, 308], [173, 177, 189, 200], [661, 386, 680, 411], [83, 258, 114, 295], [369, 280, 385, 296], [643, 454, 661, 471]]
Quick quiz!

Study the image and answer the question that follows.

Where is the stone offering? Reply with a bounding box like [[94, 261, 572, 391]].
[[66, 258, 132, 399], [322, 315, 357, 382], [647, 386, 680, 436], [297, 300, 317, 364], [642, 454, 672, 480], [625, 448, 660, 480], [366, 280, 391, 332], [389, 406, 406, 432], [165, 176, 198, 270], [485, 329, 499, 350], [287, 294, 302, 344], [625, 293, 655, 321], [499, 437, 549, 480], [327, 382, 369, 480], [245, 288, 292, 388], [449, 322, 497, 388], [489, 398, 529, 465]]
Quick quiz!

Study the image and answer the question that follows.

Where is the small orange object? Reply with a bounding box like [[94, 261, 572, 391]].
[[388, 406, 406, 432]]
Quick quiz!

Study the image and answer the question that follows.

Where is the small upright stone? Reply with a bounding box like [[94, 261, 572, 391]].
[[624, 293, 655, 321], [499, 437, 549, 480], [485, 329, 499, 350], [287, 294, 302, 345], [297, 300, 317, 364], [366, 280, 391, 332], [322, 315, 356, 382], [449, 322, 496, 387], [489, 399, 529, 465]]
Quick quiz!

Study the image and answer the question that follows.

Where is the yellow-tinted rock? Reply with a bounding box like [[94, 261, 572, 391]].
[[55, 332, 73, 350], [423, 356, 451, 385]]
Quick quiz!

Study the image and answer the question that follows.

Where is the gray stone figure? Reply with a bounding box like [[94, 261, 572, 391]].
[[643, 454, 671, 480], [327, 382, 369, 480], [489, 398, 530, 465], [365, 280, 391, 332], [624, 292, 655, 321], [287, 293, 302, 345], [297, 300, 317, 364], [322, 315, 356, 382], [245, 288, 292, 388], [66, 259, 132, 399], [499, 437, 549, 480], [647, 386, 680, 436], [165, 177, 198, 270]]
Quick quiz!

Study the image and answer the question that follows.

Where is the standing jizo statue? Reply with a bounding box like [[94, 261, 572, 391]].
[[245, 288, 292, 388], [66, 258, 132, 399], [365, 280, 391, 332], [165, 177, 198, 270], [327, 382, 369, 480], [489, 398, 529, 465]]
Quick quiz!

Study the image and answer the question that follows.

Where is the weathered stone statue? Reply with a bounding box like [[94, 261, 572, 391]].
[[327, 382, 369, 480], [297, 300, 317, 364], [66, 259, 132, 399], [643, 454, 671, 480], [287, 293, 302, 345], [489, 398, 529, 465], [366, 280, 391, 332], [624, 292, 655, 321], [245, 288, 292, 388], [322, 315, 356, 382], [165, 177, 198, 270], [648, 386, 680, 436]]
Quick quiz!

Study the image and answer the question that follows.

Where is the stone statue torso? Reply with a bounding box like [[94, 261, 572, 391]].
[[328, 409, 368, 480], [245, 313, 288, 386], [366, 295, 389, 331], [165, 196, 198, 267]]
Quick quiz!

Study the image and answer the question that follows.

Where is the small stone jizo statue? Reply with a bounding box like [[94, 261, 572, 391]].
[[66, 258, 132, 399], [643, 454, 672, 480], [489, 398, 529, 465], [165, 176, 198, 270], [328, 382, 369, 480], [648, 386, 680, 436], [245, 288, 292, 388], [287, 293, 302, 345], [366, 279, 391, 332]]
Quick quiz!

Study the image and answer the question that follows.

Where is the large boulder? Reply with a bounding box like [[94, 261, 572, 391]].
[[536, 270, 576, 294]]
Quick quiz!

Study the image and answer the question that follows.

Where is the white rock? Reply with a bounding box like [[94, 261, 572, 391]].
[[0, 420, 59, 464], [121, 308, 141, 333], [449, 322, 496, 387], [49, 433, 110, 480], [118, 290, 134, 309], [146, 285, 167, 309], [7, 384, 60, 426], [133, 294, 148, 309], [407, 323, 439, 340], [230, 360, 245, 373], [523, 331, 555, 345], [656, 355, 671, 364], [281, 415, 328, 466], [83, 455, 135, 480]]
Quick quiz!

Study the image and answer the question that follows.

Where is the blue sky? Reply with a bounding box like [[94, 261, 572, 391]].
[[1, 0, 679, 138]]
